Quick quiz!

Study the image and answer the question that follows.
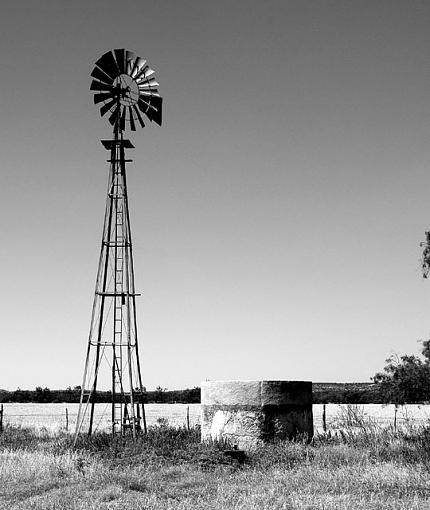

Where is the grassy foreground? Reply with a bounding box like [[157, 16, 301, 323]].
[[1, 417, 430, 509]]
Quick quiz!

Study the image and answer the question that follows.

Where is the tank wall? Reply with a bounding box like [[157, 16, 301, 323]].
[[201, 380, 313, 450]]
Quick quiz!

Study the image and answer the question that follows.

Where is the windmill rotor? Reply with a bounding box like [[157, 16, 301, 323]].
[[90, 48, 162, 130]]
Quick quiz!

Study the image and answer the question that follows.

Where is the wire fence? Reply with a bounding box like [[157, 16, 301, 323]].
[[313, 403, 430, 432], [1, 403, 201, 433], [2, 403, 430, 434]]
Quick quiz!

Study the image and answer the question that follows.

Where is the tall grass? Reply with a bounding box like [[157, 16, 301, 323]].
[[2, 413, 430, 509]]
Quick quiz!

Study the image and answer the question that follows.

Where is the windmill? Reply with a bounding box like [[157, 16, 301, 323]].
[[74, 49, 162, 441]]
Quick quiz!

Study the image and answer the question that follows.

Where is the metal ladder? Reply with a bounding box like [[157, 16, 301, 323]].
[[113, 179, 125, 434]]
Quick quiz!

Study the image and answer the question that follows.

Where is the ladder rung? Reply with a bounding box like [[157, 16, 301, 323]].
[[95, 292, 141, 297], [102, 242, 129, 247]]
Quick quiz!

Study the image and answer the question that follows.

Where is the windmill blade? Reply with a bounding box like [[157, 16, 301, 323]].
[[136, 68, 155, 81], [125, 50, 135, 63], [128, 106, 136, 131], [94, 65, 116, 81], [109, 105, 120, 125], [139, 90, 161, 97], [126, 58, 134, 74], [90, 80, 114, 92], [91, 66, 113, 85], [138, 78, 160, 89], [134, 65, 149, 81], [131, 57, 146, 78], [95, 50, 120, 79], [125, 51, 135, 74], [137, 95, 162, 126], [130, 58, 139, 77], [94, 92, 114, 105], [145, 96, 163, 126], [100, 98, 117, 117], [137, 97, 150, 114], [120, 106, 127, 131], [139, 90, 159, 98], [151, 111, 162, 126], [114, 49, 126, 74], [133, 105, 145, 128], [139, 94, 162, 112], [150, 95, 163, 113]]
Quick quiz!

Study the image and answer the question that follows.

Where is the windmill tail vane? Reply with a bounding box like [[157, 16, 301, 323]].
[[74, 49, 162, 443]]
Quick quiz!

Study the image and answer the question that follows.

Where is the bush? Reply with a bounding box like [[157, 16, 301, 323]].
[[373, 340, 430, 403]]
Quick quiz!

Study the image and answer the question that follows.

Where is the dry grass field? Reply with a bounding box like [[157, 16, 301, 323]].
[[1, 414, 430, 510]]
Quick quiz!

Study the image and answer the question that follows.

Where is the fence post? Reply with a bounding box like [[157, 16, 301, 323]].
[[394, 404, 398, 432], [323, 404, 327, 432], [186, 405, 190, 431], [65, 407, 69, 431], [0, 404, 3, 433]]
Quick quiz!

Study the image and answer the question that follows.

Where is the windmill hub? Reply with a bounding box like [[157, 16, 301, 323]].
[[113, 74, 139, 106]]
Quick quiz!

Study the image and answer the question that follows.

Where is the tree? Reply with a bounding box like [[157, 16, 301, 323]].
[[372, 340, 430, 403], [182, 386, 201, 403], [154, 386, 167, 402]]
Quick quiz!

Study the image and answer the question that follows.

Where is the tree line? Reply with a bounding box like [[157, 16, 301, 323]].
[[0, 386, 201, 404], [0, 383, 384, 404]]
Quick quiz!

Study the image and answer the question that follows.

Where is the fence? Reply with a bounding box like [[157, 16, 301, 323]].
[[1, 403, 430, 434], [313, 403, 430, 432], [0, 403, 201, 433]]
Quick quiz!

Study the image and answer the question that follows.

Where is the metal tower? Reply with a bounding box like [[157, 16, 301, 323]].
[[74, 49, 162, 441]]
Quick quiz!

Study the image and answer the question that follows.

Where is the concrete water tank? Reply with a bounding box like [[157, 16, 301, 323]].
[[201, 380, 313, 450]]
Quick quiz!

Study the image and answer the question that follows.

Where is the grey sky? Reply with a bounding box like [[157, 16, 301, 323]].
[[1, 0, 429, 390]]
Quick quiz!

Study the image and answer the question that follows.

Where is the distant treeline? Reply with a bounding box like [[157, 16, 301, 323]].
[[0, 386, 201, 404], [312, 382, 384, 404], [0, 383, 386, 404]]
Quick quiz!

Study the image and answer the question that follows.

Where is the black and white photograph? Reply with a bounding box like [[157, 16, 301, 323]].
[[0, 1, 429, 508]]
